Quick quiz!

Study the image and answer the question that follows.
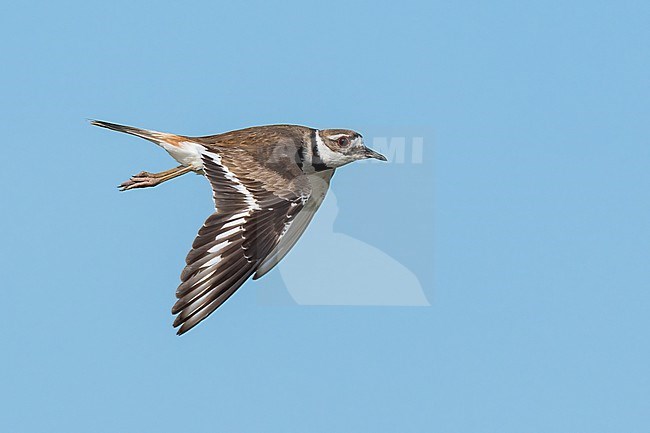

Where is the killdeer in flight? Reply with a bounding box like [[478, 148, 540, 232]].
[[91, 120, 387, 334]]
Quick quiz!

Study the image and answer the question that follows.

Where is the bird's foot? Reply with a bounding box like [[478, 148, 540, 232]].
[[118, 171, 161, 191]]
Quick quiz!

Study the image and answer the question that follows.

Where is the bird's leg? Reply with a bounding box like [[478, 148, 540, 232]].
[[118, 165, 193, 191]]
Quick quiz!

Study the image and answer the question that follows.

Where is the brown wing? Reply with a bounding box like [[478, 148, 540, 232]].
[[172, 146, 310, 335], [254, 169, 334, 279]]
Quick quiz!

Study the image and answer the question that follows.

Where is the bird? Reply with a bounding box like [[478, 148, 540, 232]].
[[91, 120, 387, 335]]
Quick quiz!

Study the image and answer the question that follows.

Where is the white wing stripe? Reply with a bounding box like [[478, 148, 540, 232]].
[[207, 240, 231, 254], [203, 151, 261, 211], [201, 255, 222, 269], [222, 217, 247, 230]]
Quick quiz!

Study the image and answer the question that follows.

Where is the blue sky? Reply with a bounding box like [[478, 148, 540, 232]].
[[1, 1, 649, 432]]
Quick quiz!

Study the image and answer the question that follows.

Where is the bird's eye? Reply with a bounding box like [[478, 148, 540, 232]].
[[338, 136, 350, 147]]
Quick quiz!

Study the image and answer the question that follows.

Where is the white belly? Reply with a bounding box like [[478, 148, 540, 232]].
[[159, 140, 206, 170]]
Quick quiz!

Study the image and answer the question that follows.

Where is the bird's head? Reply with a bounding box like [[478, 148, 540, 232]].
[[316, 129, 387, 168]]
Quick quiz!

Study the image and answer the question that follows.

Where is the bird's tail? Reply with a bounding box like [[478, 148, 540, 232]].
[[89, 119, 183, 145]]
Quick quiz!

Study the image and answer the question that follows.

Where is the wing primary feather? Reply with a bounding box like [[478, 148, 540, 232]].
[[174, 266, 256, 332], [176, 269, 255, 335], [173, 254, 250, 314]]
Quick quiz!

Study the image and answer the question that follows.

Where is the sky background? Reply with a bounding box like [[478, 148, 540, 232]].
[[1, 1, 649, 432]]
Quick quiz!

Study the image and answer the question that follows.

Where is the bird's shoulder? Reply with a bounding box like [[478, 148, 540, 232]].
[[196, 125, 314, 199], [191, 124, 314, 149]]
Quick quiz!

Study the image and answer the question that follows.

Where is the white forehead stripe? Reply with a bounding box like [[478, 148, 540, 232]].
[[325, 133, 349, 140]]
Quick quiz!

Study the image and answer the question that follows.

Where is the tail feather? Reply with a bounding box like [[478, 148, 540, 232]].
[[89, 119, 176, 145], [90, 119, 202, 170]]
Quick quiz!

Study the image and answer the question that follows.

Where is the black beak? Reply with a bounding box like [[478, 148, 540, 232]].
[[362, 147, 388, 161]]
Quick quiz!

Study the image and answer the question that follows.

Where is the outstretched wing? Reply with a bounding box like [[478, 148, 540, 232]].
[[172, 149, 309, 335], [254, 169, 334, 279]]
